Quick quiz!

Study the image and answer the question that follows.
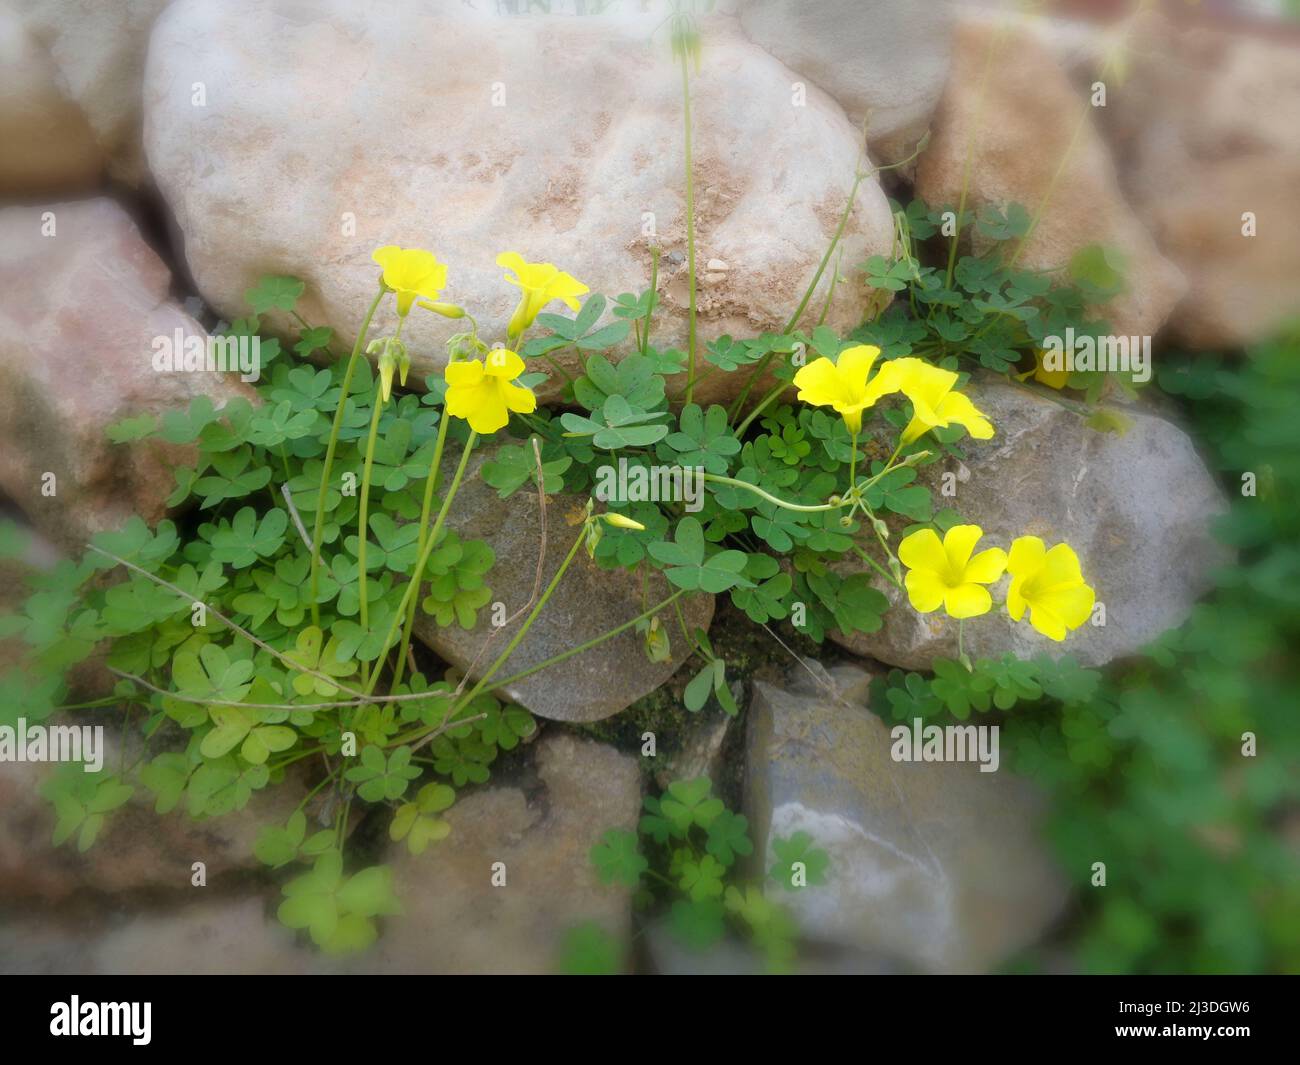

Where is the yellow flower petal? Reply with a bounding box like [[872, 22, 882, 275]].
[[898, 528, 947, 573], [942, 524, 984, 573], [484, 348, 526, 379], [965, 546, 1008, 584], [944, 583, 993, 619], [904, 568, 946, 613]]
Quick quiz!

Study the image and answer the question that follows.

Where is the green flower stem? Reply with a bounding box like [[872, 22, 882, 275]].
[[480, 587, 688, 697], [729, 168, 866, 425], [355, 378, 387, 687], [452, 527, 587, 713], [848, 428, 859, 493], [361, 430, 478, 700], [701, 473, 845, 514], [733, 377, 790, 437], [851, 542, 903, 592], [680, 48, 699, 406], [642, 246, 660, 357], [308, 284, 386, 627], [391, 408, 453, 692]]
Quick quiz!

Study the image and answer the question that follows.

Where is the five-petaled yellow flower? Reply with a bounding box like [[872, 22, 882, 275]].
[[1018, 349, 1069, 390], [372, 245, 449, 317], [443, 348, 537, 435], [890, 358, 995, 444], [899, 524, 1007, 619], [791, 344, 901, 434], [497, 251, 589, 340], [1006, 536, 1095, 641]]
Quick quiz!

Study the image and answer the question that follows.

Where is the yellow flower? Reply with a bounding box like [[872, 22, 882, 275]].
[[791, 345, 902, 434], [890, 358, 994, 444], [899, 524, 1007, 619], [497, 251, 589, 339], [443, 348, 537, 435], [372, 245, 448, 317], [1017, 349, 1069, 390], [1006, 536, 1095, 641], [601, 512, 647, 531]]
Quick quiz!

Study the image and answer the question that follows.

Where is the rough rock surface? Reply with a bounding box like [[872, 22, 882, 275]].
[[745, 663, 1069, 973], [0, 3, 102, 194], [739, 0, 953, 160], [0, 735, 314, 902], [359, 731, 641, 975], [415, 448, 714, 723], [831, 374, 1230, 671], [0, 198, 255, 554], [915, 17, 1185, 341], [0, 898, 316, 975], [1098, 18, 1300, 349], [144, 0, 894, 399], [11, 0, 171, 186]]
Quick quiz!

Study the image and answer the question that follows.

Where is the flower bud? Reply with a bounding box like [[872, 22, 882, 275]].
[[601, 512, 647, 531]]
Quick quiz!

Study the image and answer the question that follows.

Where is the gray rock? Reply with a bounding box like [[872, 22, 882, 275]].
[[745, 663, 1069, 973], [0, 198, 255, 554], [739, 0, 953, 159], [143, 0, 894, 403], [358, 731, 640, 974], [831, 373, 1230, 671], [415, 448, 714, 723]]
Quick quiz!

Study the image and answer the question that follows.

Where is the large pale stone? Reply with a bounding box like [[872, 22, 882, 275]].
[[0, 198, 254, 554], [13, 0, 171, 186], [0, 3, 102, 194], [1098, 18, 1300, 349], [143, 0, 895, 401], [915, 17, 1186, 341], [360, 731, 640, 974], [745, 663, 1068, 973], [415, 447, 714, 723], [830, 374, 1230, 671], [739, 0, 953, 159]]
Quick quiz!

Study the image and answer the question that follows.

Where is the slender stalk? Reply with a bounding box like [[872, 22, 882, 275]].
[[702, 473, 843, 514], [482, 588, 686, 694], [729, 170, 865, 426], [643, 247, 660, 357], [391, 410, 452, 691], [308, 285, 386, 625], [355, 381, 386, 686], [454, 528, 586, 711], [361, 431, 478, 699], [680, 50, 698, 405]]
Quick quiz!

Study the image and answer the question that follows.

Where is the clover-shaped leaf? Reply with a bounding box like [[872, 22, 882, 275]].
[[769, 830, 830, 890], [345, 744, 421, 803], [659, 777, 724, 834], [648, 517, 751, 593], [246, 275, 306, 315], [591, 827, 648, 887]]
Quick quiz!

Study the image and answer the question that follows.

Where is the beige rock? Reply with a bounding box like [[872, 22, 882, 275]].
[[1100, 19, 1300, 348], [13, 0, 171, 186], [143, 0, 894, 402], [738, 0, 953, 161], [915, 17, 1186, 340], [359, 731, 641, 974], [0, 3, 102, 194], [0, 198, 254, 554], [415, 446, 714, 723]]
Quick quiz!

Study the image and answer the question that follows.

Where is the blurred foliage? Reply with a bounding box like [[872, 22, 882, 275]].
[[883, 327, 1300, 973]]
